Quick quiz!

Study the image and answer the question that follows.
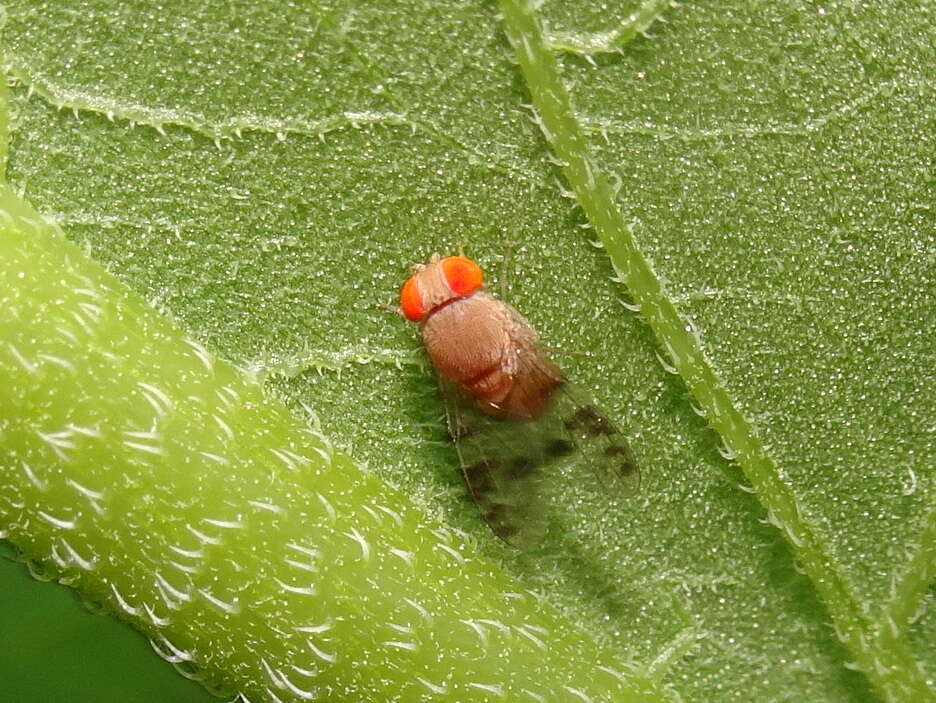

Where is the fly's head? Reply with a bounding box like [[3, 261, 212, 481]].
[[400, 254, 484, 323]]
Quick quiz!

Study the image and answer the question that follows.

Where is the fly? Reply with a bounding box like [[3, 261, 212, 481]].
[[399, 253, 638, 548]]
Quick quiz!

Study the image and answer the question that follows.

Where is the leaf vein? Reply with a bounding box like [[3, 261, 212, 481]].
[[7, 61, 537, 182]]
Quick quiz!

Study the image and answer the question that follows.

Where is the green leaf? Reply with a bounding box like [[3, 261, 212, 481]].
[[1, 1, 933, 702]]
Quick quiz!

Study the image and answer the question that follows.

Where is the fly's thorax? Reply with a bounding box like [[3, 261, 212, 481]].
[[420, 292, 514, 387], [422, 292, 560, 421]]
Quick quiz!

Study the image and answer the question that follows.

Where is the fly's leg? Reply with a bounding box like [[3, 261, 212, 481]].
[[377, 300, 405, 317]]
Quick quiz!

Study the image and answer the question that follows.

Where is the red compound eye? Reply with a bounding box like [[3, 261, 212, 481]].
[[400, 277, 425, 321], [441, 256, 483, 296]]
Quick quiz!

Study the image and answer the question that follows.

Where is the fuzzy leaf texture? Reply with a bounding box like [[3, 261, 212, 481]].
[[0, 1, 933, 702]]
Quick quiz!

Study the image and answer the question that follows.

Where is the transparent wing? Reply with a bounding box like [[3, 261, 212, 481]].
[[443, 380, 550, 549], [551, 381, 641, 497], [441, 358, 640, 549], [504, 354, 640, 497]]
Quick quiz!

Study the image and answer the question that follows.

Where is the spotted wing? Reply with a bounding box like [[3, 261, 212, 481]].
[[442, 380, 552, 549], [442, 368, 639, 549], [550, 381, 641, 497], [499, 350, 640, 498]]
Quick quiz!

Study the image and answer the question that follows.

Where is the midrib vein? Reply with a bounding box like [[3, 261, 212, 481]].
[[496, 1, 932, 700], [875, 495, 936, 645]]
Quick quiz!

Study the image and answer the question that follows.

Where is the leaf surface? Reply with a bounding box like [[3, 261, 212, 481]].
[[1, 0, 933, 701]]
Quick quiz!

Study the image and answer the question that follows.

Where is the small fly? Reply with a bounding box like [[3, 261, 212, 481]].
[[399, 253, 639, 548]]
